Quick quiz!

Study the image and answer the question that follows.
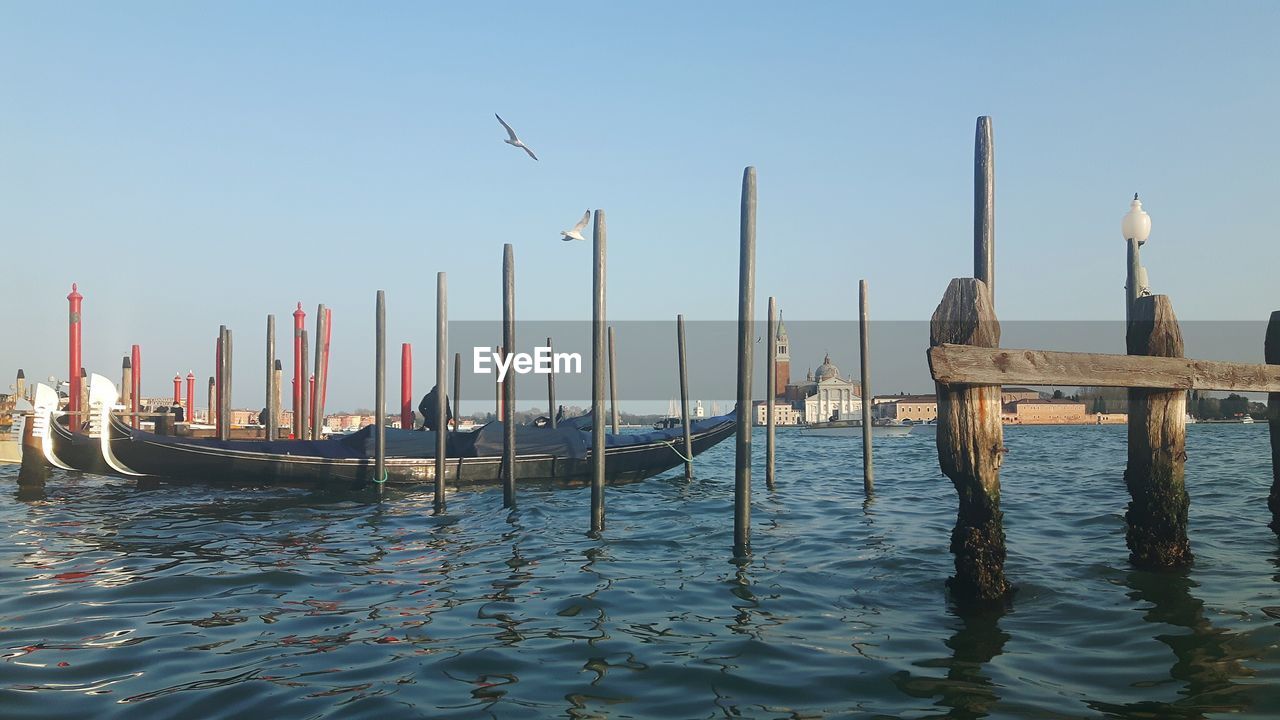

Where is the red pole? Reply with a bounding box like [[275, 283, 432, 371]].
[[293, 302, 305, 438], [401, 343, 413, 429], [67, 284, 83, 418], [186, 372, 195, 424], [172, 374, 181, 404], [131, 344, 141, 427]]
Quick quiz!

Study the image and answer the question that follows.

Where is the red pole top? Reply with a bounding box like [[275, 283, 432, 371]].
[[68, 283, 82, 303], [293, 302, 306, 325], [187, 371, 195, 380]]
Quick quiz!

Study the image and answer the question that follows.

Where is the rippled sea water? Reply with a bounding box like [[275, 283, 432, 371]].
[[2, 424, 1279, 718]]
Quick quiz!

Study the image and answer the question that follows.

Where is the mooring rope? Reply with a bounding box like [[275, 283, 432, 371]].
[[662, 440, 693, 463]]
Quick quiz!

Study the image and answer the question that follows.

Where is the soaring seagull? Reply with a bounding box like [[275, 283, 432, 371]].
[[495, 114, 538, 161], [561, 210, 591, 241]]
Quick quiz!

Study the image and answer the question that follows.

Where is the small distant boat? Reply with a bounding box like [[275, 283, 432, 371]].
[[1241, 415, 1255, 424], [1185, 415, 1197, 425], [800, 418, 912, 438]]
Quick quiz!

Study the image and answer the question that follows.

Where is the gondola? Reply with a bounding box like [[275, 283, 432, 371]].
[[102, 411, 735, 489]]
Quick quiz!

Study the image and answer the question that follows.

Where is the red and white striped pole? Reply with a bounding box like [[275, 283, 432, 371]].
[[401, 343, 413, 429], [67, 284, 83, 418]]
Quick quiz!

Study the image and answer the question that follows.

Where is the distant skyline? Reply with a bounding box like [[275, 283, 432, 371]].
[[3, 2, 1277, 411]]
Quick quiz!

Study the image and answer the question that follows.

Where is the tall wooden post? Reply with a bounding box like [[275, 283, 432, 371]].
[[375, 291, 386, 495], [1124, 295, 1191, 568], [435, 272, 448, 513], [1126, 238, 1142, 325], [299, 330, 310, 441], [494, 346, 503, 419], [734, 166, 756, 558], [766, 297, 777, 489], [206, 377, 215, 428], [120, 357, 132, 427], [859, 280, 874, 494], [502, 244, 516, 509], [1267, 311, 1280, 534], [78, 369, 88, 425], [608, 325, 620, 433], [401, 343, 413, 430], [266, 315, 277, 441], [273, 361, 282, 433], [312, 305, 327, 439], [453, 352, 461, 431], [974, 116, 995, 301], [547, 336, 557, 428], [930, 278, 1009, 604], [131, 344, 141, 429], [678, 314, 693, 481], [220, 328, 232, 441], [215, 328, 224, 436], [591, 209, 607, 533], [292, 303, 305, 439]]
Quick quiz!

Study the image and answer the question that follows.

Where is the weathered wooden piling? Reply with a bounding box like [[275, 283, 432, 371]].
[[292, 303, 305, 439], [766, 297, 777, 489], [1268, 311, 1280, 534], [312, 305, 327, 439], [502, 244, 516, 509], [859, 279, 874, 494], [266, 315, 277, 441], [1124, 294, 1191, 568], [974, 117, 995, 300], [608, 325, 620, 434], [375, 290, 386, 495], [273, 361, 282, 433], [435, 271, 448, 513], [299, 330, 310, 441], [591, 209, 607, 533], [120, 357, 133, 426], [734, 166, 756, 558], [206, 377, 214, 428], [1126, 237, 1142, 324], [930, 278, 1009, 604], [215, 328, 224, 435], [401, 343, 413, 430], [222, 328, 233, 441], [547, 337, 557, 428], [494, 345, 503, 418], [678, 314, 693, 481], [453, 352, 461, 432], [131, 344, 141, 428], [77, 368, 88, 427]]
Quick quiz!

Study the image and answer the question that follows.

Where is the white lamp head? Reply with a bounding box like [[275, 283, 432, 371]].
[[1122, 193, 1151, 245]]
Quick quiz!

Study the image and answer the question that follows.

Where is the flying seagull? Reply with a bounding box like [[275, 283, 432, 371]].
[[495, 114, 538, 161], [561, 210, 591, 241]]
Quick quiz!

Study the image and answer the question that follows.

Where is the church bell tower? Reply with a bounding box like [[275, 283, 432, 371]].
[[774, 311, 790, 398]]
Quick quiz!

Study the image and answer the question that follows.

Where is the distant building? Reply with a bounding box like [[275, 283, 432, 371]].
[[874, 395, 938, 423], [754, 400, 802, 426], [768, 311, 862, 424], [1001, 387, 1043, 404], [1003, 398, 1087, 424]]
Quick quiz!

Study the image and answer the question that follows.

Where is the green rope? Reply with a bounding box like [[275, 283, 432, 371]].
[[372, 468, 388, 485], [662, 440, 693, 463]]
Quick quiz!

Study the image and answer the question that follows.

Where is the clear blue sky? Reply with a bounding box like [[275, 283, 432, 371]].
[[2, 2, 1277, 411]]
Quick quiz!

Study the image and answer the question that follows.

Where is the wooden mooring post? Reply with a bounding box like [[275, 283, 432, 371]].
[[1124, 295, 1190, 568], [374, 290, 386, 496], [502, 244, 516, 509], [734, 166, 756, 559], [266, 315, 277, 441], [591, 209, 607, 533], [312, 304, 328, 439], [859, 279, 873, 494], [299, 330, 310, 441], [453, 352, 461, 432], [1268, 311, 1280, 534], [220, 328, 232, 442], [608, 326, 620, 434], [435, 272, 448, 513], [547, 336, 557, 429], [766, 297, 776, 489], [974, 116, 995, 300], [930, 278, 1009, 604], [677, 314, 693, 481]]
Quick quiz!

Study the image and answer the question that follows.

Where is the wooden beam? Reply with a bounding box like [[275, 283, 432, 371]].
[[929, 344, 1280, 393]]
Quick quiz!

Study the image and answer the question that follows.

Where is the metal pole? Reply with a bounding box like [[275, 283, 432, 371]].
[[678, 314, 693, 480], [859, 279, 874, 494], [766, 296, 776, 489], [591, 209, 607, 533], [608, 325, 619, 434], [502, 244, 516, 509], [734, 166, 756, 559], [435, 271, 448, 513], [1126, 237, 1141, 326], [266, 315, 277, 440], [547, 336, 557, 428], [453, 352, 461, 431], [221, 328, 233, 441], [375, 290, 386, 496], [974, 116, 995, 301]]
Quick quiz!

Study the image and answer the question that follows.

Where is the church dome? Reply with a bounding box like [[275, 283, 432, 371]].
[[815, 353, 840, 381]]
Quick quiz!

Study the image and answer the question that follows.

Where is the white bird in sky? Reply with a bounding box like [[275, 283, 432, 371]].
[[561, 210, 591, 241], [495, 114, 538, 161]]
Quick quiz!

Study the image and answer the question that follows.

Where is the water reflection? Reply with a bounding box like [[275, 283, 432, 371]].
[[891, 604, 1009, 719], [1088, 569, 1257, 718]]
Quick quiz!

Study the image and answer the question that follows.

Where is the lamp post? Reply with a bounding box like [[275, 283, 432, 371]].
[[1122, 193, 1152, 324]]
